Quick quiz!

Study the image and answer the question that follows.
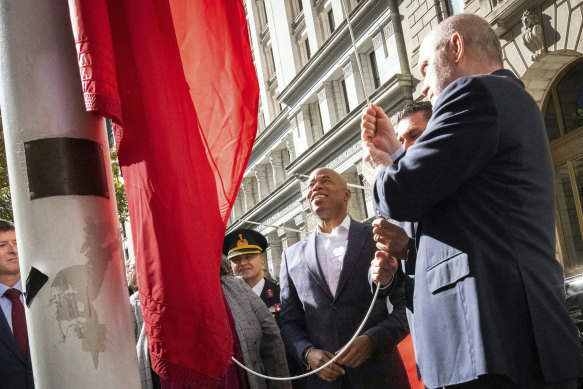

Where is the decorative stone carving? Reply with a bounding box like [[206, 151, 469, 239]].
[[317, 88, 327, 103], [373, 31, 384, 51], [343, 62, 353, 78], [521, 9, 545, 61], [383, 21, 394, 38]]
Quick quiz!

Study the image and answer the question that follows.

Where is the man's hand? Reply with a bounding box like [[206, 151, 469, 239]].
[[372, 218, 409, 259], [361, 103, 400, 155], [370, 251, 398, 287], [307, 348, 346, 382], [362, 141, 392, 183], [335, 335, 376, 368]]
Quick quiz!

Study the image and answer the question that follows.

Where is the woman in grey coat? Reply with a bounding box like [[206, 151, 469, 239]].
[[130, 263, 291, 389], [221, 270, 291, 389]]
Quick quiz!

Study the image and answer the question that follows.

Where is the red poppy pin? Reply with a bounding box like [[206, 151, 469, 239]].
[[267, 289, 274, 298]]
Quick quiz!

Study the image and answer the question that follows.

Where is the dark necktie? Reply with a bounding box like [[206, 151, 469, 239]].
[[4, 288, 28, 358]]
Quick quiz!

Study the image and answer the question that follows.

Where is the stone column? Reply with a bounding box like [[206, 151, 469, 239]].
[[241, 177, 257, 212], [342, 171, 366, 222], [342, 56, 365, 110], [317, 82, 339, 133], [270, 152, 286, 188], [278, 222, 301, 251], [291, 106, 315, 156], [286, 135, 296, 162], [356, 163, 375, 219], [265, 231, 283, 280], [254, 165, 269, 200]]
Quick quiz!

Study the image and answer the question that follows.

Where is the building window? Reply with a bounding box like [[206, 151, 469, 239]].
[[298, 38, 311, 66], [543, 59, 583, 277], [291, 0, 303, 18], [257, 0, 268, 29], [446, 0, 464, 15], [266, 46, 276, 78], [369, 51, 380, 89], [341, 79, 350, 113], [327, 10, 335, 33]]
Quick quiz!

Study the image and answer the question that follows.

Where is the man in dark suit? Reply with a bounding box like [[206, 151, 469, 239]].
[[0, 219, 34, 388], [361, 14, 583, 389], [279, 168, 410, 388]]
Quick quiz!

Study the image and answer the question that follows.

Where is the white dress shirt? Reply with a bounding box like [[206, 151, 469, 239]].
[[315, 215, 351, 297], [0, 279, 24, 333], [251, 277, 265, 297]]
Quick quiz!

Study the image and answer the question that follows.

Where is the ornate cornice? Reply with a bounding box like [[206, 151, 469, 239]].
[[226, 176, 301, 233], [485, 0, 544, 35]]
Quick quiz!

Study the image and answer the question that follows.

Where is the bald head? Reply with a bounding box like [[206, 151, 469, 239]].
[[431, 14, 503, 68], [306, 168, 351, 231], [419, 14, 503, 104]]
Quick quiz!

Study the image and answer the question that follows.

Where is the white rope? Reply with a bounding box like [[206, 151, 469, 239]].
[[231, 281, 381, 380], [340, 0, 370, 106], [231, 1, 382, 380]]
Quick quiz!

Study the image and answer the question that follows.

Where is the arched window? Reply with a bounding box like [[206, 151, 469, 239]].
[[543, 59, 583, 277]]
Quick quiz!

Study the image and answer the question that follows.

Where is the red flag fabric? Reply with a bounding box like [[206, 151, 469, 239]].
[[397, 334, 425, 389], [68, 0, 259, 386]]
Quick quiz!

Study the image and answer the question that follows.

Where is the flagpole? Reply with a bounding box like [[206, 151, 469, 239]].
[[0, 1, 140, 387]]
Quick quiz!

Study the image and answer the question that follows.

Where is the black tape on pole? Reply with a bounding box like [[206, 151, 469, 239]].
[[24, 137, 109, 200], [25, 267, 49, 308]]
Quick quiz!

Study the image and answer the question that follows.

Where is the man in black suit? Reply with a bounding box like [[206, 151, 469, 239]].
[[0, 219, 34, 388], [279, 168, 409, 389], [362, 13, 583, 389]]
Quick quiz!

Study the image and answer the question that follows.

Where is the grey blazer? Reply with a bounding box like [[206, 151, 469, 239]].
[[221, 275, 291, 389]]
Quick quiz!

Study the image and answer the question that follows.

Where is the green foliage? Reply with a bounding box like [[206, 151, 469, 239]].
[[110, 148, 129, 225], [0, 115, 13, 221]]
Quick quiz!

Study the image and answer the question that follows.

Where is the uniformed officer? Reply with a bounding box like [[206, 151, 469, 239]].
[[223, 229, 280, 322]]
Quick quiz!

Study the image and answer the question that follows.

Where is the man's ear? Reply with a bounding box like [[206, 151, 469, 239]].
[[345, 189, 352, 202], [450, 32, 465, 63]]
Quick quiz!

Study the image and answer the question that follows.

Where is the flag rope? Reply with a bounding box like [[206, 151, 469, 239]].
[[231, 3, 381, 380], [231, 281, 381, 380]]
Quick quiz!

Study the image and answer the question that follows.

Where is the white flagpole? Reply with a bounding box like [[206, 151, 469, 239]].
[[0, 1, 140, 388]]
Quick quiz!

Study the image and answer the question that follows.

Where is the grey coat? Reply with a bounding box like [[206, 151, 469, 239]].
[[221, 275, 291, 389]]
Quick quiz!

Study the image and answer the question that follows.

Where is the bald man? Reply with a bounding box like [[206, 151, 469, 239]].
[[361, 14, 582, 389], [279, 168, 409, 389]]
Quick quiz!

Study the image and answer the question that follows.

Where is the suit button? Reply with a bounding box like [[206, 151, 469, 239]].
[[332, 306, 337, 311]]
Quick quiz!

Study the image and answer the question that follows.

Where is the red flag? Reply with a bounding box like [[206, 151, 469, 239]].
[[68, 0, 259, 386]]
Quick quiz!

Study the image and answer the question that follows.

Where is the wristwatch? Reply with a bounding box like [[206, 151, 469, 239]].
[[302, 346, 314, 371]]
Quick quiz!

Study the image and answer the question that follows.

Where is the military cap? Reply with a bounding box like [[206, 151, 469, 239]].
[[223, 229, 268, 260]]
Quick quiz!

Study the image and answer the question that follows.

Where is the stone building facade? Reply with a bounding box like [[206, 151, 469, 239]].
[[227, 0, 583, 283]]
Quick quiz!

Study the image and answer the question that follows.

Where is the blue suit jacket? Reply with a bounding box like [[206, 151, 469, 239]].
[[279, 219, 410, 389], [0, 308, 34, 388], [373, 69, 583, 388]]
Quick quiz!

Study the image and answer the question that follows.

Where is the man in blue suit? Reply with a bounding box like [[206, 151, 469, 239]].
[[279, 168, 410, 388], [361, 14, 583, 389], [0, 219, 34, 388]]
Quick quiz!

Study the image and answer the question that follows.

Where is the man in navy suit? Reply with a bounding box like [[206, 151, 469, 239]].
[[0, 219, 34, 388], [279, 168, 410, 388], [361, 14, 583, 389]]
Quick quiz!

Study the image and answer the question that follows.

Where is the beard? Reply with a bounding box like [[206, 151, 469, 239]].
[[433, 50, 464, 100]]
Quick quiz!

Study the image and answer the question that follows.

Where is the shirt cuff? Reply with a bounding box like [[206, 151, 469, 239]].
[[375, 275, 394, 290]]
